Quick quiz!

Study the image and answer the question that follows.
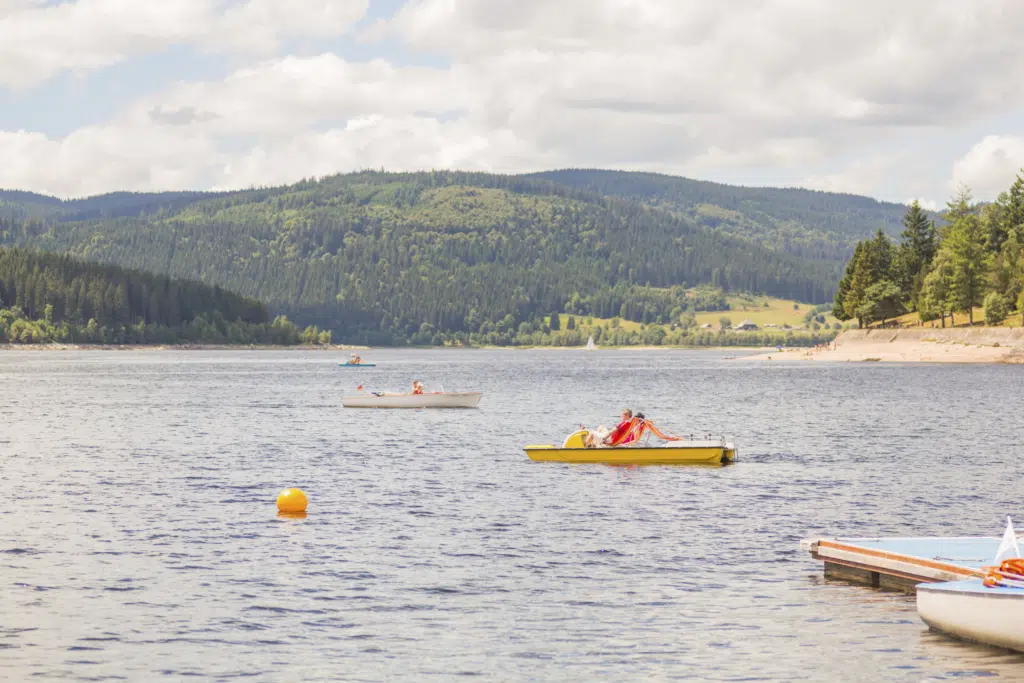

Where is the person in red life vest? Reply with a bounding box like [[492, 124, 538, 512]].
[[584, 408, 634, 448], [412, 380, 424, 395]]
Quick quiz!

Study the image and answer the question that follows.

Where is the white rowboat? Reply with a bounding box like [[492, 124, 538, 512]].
[[342, 391, 483, 409], [917, 578, 1024, 652]]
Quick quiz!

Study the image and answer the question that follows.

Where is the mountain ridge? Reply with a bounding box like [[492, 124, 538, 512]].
[[0, 169, 906, 342]]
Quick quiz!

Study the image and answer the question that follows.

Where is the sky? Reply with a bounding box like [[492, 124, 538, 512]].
[[2, 0, 1024, 205]]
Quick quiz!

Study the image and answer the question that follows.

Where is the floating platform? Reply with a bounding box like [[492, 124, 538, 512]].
[[801, 536, 996, 592]]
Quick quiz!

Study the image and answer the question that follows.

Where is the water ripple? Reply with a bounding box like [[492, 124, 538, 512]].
[[2, 349, 1024, 681]]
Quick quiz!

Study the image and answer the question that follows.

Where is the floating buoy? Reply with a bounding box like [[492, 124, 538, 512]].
[[276, 488, 308, 513]]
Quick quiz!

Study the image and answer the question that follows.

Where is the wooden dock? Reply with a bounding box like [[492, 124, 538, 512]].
[[801, 537, 997, 592]]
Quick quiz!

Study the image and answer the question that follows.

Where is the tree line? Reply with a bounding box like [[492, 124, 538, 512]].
[[833, 173, 1024, 328], [0, 247, 331, 345], [412, 314, 837, 348]]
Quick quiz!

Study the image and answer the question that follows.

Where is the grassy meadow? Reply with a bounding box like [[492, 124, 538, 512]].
[[552, 294, 842, 334]]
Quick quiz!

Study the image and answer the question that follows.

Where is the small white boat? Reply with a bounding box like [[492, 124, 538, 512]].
[[586, 336, 597, 351], [342, 391, 483, 409], [917, 578, 1024, 652]]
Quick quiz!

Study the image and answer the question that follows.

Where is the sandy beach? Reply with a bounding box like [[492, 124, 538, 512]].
[[741, 328, 1024, 364]]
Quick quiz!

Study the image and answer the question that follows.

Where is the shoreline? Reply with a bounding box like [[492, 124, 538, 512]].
[[739, 329, 1024, 364], [0, 343, 370, 352], [1, 343, 784, 353]]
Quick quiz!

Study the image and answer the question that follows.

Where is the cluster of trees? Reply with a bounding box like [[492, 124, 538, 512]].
[[423, 317, 837, 348], [1, 171, 838, 344], [0, 247, 330, 345], [834, 175, 1024, 328]]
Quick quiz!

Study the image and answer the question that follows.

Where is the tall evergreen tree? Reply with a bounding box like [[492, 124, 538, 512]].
[[921, 251, 955, 327], [944, 212, 989, 324], [897, 200, 937, 310], [832, 241, 862, 323], [943, 185, 975, 233]]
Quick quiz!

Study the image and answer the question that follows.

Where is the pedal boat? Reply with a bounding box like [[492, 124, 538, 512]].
[[342, 391, 482, 408], [525, 429, 736, 465]]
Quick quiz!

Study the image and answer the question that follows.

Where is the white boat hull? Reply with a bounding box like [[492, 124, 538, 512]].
[[917, 579, 1024, 652], [341, 392, 482, 409]]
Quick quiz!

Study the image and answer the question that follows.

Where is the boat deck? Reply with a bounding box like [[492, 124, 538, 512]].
[[801, 536, 997, 592]]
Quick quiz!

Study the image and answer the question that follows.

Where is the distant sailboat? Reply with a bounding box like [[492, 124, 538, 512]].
[[586, 335, 597, 351]]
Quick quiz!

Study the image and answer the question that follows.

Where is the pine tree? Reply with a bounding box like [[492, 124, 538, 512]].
[[842, 231, 897, 328], [897, 200, 937, 310], [833, 242, 862, 322], [945, 212, 989, 324], [921, 251, 955, 327]]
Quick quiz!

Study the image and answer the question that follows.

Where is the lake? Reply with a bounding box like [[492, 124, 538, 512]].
[[2, 349, 1024, 681]]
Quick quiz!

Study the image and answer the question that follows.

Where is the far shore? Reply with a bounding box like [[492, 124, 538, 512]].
[[0, 343, 370, 352], [0, 342, 784, 353], [739, 328, 1024, 364]]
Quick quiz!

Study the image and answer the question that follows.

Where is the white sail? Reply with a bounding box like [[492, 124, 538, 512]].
[[586, 335, 596, 351], [994, 516, 1021, 564]]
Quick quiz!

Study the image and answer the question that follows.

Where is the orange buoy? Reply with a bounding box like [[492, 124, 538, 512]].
[[276, 488, 308, 513]]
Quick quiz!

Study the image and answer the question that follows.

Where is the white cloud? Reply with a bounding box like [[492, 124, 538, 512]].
[[212, 0, 368, 56], [800, 155, 905, 197], [950, 135, 1024, 199], [0, 0, 367, 88], [5, 0, 1024, 198], [379, 0, 1024, 170], [0, 125, 222, 197], [138, 54, 462, 135]]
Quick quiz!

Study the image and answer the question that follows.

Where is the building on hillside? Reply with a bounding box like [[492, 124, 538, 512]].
[[733, 319, 759, 331], [700, 323, 714, 329]]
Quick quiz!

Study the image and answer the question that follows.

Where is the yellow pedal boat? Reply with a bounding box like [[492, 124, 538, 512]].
[[525, 430, 737, 465]]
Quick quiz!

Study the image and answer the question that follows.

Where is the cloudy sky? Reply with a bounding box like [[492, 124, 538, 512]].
[[2, 0, 1024, 205]]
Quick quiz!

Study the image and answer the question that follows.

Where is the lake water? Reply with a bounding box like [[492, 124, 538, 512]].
[[2, 349, 1024, 681]]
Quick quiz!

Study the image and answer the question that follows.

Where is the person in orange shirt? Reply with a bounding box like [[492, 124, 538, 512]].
[[412, 380, 424, 395]]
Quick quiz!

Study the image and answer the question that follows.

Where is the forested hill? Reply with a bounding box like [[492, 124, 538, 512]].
[[0, 189, 222, 222], [0, 170, 891, 343], [527, 169, 918, 264], [0, 247, 326, 345]]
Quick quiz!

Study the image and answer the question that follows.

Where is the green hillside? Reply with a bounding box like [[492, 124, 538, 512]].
[[0, 171, 841, 344], [0, 247, 326, 345], [528, 169, 920, 265]]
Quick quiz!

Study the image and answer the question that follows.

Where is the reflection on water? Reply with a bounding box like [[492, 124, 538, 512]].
[[1, 349, 1023, 681]]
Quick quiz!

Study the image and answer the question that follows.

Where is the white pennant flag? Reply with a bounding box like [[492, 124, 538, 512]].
[[993, 516, 1021, 564]]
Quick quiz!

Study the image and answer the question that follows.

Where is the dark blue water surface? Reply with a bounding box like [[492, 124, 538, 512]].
[[2, 349, 1024, 681]]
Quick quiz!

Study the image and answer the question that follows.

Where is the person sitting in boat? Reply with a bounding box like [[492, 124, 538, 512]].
[[412, 380, 424, 395], [350, 355, 362, 365], [584, 409, 638, 448]]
